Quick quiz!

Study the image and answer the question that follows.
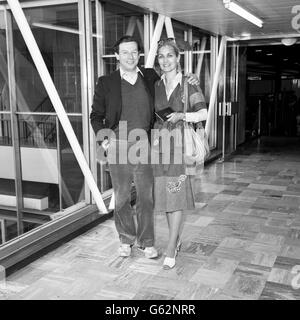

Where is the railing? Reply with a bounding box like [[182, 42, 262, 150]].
[[0, 117, 57, 148], [0, 118, 12, 145]]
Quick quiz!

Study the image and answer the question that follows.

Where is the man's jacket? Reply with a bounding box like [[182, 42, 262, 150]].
[[90, 67, 160, 136]]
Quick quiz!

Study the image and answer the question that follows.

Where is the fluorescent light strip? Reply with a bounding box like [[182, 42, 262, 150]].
[[223, 0, 263, 28]]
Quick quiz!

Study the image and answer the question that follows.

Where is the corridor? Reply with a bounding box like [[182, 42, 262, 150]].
[[1, 137, 300, 300]]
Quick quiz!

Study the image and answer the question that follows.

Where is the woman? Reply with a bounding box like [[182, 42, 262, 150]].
[[153, 38, 208, 269]]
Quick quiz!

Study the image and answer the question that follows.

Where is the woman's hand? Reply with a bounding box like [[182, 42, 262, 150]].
[[166, 112, 185, 123]]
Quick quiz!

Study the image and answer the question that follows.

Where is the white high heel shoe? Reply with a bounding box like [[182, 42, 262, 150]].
[[163, 254, 176, 269], [163, 240, 182, 270]]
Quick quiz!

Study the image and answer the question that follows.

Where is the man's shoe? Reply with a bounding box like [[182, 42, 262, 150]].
[[138, 246, 158, 259], [118, 244, 132, 257]]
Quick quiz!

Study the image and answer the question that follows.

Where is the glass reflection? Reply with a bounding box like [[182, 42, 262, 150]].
[[58, 115, 84, 209], [103, 2, 144, 55], [18, 114, 60, 213], [13, 4, 81, 114]]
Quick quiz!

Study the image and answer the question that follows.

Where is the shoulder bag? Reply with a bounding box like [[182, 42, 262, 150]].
[[183, 78, 210, 166]]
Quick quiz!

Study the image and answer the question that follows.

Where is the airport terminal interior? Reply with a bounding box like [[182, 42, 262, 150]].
[[0, 0, 300, 300]]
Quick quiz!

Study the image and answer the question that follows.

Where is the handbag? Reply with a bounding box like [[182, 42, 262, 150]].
[[183, 78, 210, 165]]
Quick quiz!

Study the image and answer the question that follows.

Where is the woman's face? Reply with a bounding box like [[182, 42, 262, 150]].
[[157, 45, 180, 74]]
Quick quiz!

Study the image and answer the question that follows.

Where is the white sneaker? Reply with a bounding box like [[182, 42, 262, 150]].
[[138, 246, 158, 259], [118, 244, 132, 257]]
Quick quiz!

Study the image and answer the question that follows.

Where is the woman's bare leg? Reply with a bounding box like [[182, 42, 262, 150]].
[[165, 210, 183, 257]]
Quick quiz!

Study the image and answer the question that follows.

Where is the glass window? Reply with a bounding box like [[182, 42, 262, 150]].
[[102, 1, 144, 73], [0, 2, 90, 246], [192, 32, 212, 103], [0, 114, 11, 146], [14, 4, 81, 114], [103, 2, 144, 55]]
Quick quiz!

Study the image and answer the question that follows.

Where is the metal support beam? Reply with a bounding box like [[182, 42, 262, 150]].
[[143, 14, 150, 62], [209, 36, 217, 149], [7, 0, 108, 214], [5, 10, 24, 235], [205, 36, 226, 137], [145, 14, 165, 68], [96, 0, 104, 77], [184, 31, 188, 74], [0, 219, 5, 244], [149, 12, 154, 41], [125, 16, 144, 45], [188, 29, 193, 73], [222, 39, 227, 160], [126, 16, 137, 36], [234, 44, 239, 150], [164, 17, 174, 38], [196, 37, 207, 77], [81, 0, 93, 205]]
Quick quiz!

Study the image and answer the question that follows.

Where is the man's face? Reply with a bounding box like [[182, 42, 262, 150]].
[[115, 41, 140, 72]]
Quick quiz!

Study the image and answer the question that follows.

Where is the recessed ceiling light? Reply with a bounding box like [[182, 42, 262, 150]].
[[266, 53, 273, 56], [241, 32, 251, 37], [281, 38, 297, 46], [255, 49, 262, 52]]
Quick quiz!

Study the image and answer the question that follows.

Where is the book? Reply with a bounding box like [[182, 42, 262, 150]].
[[155, 107, 174, 122]]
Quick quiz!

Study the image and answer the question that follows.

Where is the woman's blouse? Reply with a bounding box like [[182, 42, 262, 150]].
[[155, 73, 207, 123]]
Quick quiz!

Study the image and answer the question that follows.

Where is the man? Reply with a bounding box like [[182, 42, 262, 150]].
[[90, 35, 159, 258], [90, 35, 198, 258]]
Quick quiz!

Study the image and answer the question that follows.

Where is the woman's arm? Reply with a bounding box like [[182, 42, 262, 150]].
[[167, 82, 207, 123], [166, 108, 207, 123], [185, 108, 207, 122]]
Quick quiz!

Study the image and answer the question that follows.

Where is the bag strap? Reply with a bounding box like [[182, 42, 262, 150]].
[[183, 77, 189, 114]]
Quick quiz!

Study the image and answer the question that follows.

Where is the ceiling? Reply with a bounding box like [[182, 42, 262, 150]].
[[123, 0, 300, 40]]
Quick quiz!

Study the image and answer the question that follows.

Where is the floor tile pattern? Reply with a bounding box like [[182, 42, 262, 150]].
[[1, 137, 300, 300]]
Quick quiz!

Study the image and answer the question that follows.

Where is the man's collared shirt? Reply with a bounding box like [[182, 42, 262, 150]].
[[119, 66, 143, 85]]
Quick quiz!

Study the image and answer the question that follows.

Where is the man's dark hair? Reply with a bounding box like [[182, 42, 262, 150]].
[[113, 35, 141, 53]]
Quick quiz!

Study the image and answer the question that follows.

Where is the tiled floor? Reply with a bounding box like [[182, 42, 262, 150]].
[[1, 136, 300, 300]]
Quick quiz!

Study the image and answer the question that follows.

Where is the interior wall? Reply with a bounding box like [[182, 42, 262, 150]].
[[0, 146, 58, 183]]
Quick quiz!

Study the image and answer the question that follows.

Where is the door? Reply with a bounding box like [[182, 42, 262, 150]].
[[219, 41, 239, 158]]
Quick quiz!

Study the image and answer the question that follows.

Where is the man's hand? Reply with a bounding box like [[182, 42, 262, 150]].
[[101, 139, 110, 150], [96, 137, 109, 164], [96, 131, 110, 150], [186, 73, 200, 86]]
